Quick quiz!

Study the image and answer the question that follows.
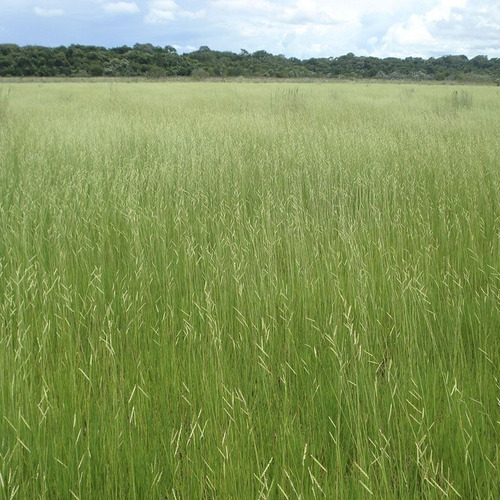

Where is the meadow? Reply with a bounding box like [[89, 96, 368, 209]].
[[0, 80, 499, 498]]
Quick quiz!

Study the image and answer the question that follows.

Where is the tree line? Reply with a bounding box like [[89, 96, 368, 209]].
[[1, 43, 499, 82]]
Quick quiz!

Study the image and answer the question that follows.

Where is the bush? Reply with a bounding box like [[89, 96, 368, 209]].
[[147, 67, 167, 79], [191, 68, 210, 80]]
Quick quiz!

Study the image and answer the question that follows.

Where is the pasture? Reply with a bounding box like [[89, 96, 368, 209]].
[[0, 81, 499, 498]]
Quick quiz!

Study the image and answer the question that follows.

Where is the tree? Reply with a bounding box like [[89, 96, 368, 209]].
[[104, 58, 132, 76]]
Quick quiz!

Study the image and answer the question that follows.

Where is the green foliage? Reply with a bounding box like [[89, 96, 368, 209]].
[[191, 67, 210, 80], [103, 58, 131, 76], [0, 82, 499, 498], [1, 43, 500, 81], [146, 66, 167, 79]]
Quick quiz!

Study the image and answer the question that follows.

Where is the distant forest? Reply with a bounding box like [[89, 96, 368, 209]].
[[1, 43, 500, 82]]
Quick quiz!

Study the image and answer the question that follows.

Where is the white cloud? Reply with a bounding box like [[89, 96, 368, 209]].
[[179, 10, 205, 19], [173, 44, 197, 53], [149, 0, 178, 9], [378, 0, 500, 57], [280, 1, 344, 26], [102, 2, 140, 14], [145, 9, 176, 23], [33, 7, 64, 17], [144, 0, 177, 23], [211, 0, 424, 22], [145, 0, 205, 24], [211, 0, 275, 11], [384, 14, 433, 47], [204, 0, 367, 57], [424, 0, 467, 22]]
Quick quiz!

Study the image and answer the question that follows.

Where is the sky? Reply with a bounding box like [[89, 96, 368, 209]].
[[0, 0, 499, 59]]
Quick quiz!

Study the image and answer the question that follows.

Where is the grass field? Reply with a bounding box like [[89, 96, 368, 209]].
[[0, 81, 499, 498]]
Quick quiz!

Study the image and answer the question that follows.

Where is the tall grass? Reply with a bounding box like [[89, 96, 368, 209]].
[[0, 81, 499, 498]]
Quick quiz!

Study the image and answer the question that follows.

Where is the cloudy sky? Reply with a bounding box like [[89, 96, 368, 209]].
[[1, 0, 499, 58]]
